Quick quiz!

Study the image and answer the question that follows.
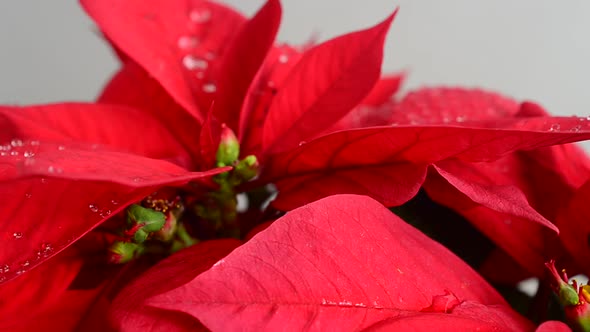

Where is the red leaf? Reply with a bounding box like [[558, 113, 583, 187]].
[[261, 12, 397, 153], [387, 87, 520, 125], [271, 163, 426, 211], [0, 141, 228, 283], [263, 118, 590, 210], [25, 288, 106, 332], [81, 0, 246, 122], [239, 44, 302, 156], [557, 179, 590, 276], [198, 106, 222, 170], [213, 0, 281, 131], [324, 73, 405, 132], [98, 61, 203, 166], [423, 164, 561, 276], [0, 249, 83, 330], [430, 163, 556, 232], [0, 103, 191, 167], [148, 195, 531, 330], [361, 73, 404, 107], [535, 321, 572, 332], [110, 239, 241, 332]]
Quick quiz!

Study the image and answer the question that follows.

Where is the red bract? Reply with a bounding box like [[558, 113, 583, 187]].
[[0, 105, 227, 327], [83, 0, 590, 276], [2, 0, 590, 330], [143, 195, 532, 331], [557, 179, 590, 277]]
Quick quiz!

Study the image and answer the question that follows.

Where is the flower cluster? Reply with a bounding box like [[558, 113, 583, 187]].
[[1, 0, 590, 331]]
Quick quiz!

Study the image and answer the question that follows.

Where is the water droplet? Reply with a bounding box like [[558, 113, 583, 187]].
[[189, 8, 211, 23], [0, 276, 6, 283], [23, 151, 35, 158], [38, 243, 54, 257], [30, 140, 40, 146], [57, 145, 66, 151], [571, 125, 582, 132], [202, 83, 217, 93], [133, 177, 141, 183], [182, 54, 208, 71], [278, 54, 289, 63], [13, 232, 23, 239], [110, 199, 119, 205], [0, 152, 6, 157], [21, 260, 30, 267], [195, 71, 205, 79], [1, 264, 9, 273], [338, 301, 353, 307], [549, 123, 561, 132], [10, 139, 23, 147], [177, 35, 199, 49], [99, 209, 112, 218], [455, 115, 467, 122], [47, 166, 55, 173], [15, 269, 26, 275], [586, 116, 590, 121], [10, 151, 18, 156], [0, 144, 11, 151], [298, 141, 306, 146], [89, 204, 99, 213], [40, 178, 48, 184], [25, 193, 32, 199]]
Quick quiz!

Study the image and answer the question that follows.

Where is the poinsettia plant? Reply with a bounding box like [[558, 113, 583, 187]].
[[2, 0, 590, 331]]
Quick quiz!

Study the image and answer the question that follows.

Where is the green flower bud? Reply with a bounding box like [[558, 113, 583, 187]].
[[108, 241, 142, 264], [216, 124, 240, 166]]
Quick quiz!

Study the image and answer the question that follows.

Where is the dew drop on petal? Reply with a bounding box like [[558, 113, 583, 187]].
[[182, 54, 208, 71], [13, 232, 23, 239], [21, 260, 30, 267], [88, 204, 99, 213], [202, 83, 217, 93], [57, 145, 66, 151], [0, 264, 9, 273], [278, 54, 289, 64], [99, 209, 112, 218], [30, 140, 40, 146], [25, 193, 32, 199], [42, 243, 53, 254], [298, 141, 306, 146], [11, 139, 23, 147], [549, 123, 561, 132], [189, 8, 211, 23], [40, 178, 48, 184], [47, 166, 55, 173], [571, 125, 582, 132], [23, 151, 35, 158], [9, 151, 18, 156], [110, 199, 119, 206], [177, 35, 199, 49]]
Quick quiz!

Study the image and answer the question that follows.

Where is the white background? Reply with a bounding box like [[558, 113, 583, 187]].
[[1, 0, 588, 119]]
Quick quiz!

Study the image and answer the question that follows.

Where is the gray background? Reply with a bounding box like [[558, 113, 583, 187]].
[[1, 0, 589, 118]]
